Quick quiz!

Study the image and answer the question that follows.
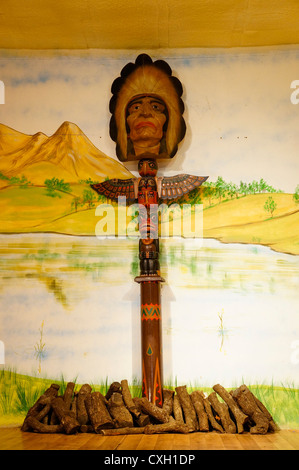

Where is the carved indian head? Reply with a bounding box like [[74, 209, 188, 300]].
[[109, 54, 186, 162]]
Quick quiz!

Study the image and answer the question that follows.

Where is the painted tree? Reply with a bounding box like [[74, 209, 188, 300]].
[[82, 189, 97, 208], [44, 177, 71, 197], [71, 196, 81, 212], [264, 196, 277, 218], [239, 181, 249, 196], [202, 181, 215, 206], [293, 185, 299, 204], [248, 180, 259, 194], [258, 178, 268, 193], [0, 172, 31, 188], [97, 193, 107, 203], [187, 187, 202, 206], [215, 176, 227, 203], [227, 182, 238, 199]]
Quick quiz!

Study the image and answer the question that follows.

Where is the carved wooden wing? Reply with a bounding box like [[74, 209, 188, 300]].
[[91, 178, 138, 203], [158, 174, 208, 200], [91, 174, 208, 203]]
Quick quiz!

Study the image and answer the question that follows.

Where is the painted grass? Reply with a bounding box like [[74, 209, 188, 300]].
[[0, 369, 143, 426], [0, 369, 298, 429], [0, 184, 298, 254]]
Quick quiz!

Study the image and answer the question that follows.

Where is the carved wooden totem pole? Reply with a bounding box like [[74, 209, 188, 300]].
[[92, 54, 208, 407]]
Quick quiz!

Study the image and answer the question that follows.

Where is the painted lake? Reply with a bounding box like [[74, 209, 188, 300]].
[[0, 233, 298, 388]]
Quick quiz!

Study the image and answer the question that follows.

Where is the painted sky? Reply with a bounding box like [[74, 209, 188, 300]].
[[0, 46, 298, 192]]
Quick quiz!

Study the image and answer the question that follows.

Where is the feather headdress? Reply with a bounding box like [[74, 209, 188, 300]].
[[109, 54, 186, 162]]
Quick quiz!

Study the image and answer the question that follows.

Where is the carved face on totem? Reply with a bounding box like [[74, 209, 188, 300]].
[[138, 176, 159, 239], [126, 95, 167, 157], [109, 54, 186, 162], [138, 177, 158, 207], [138, 158, 158, 177]]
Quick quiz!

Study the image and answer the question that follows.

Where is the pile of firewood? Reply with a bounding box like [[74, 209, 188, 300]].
[[21, 380, 279, 435]]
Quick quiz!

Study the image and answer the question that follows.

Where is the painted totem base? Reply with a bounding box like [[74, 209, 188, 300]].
[[135, 275, 164, 407]]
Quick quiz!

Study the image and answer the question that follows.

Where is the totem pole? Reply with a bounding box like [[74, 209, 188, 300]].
[[92, 54, 208, 407]]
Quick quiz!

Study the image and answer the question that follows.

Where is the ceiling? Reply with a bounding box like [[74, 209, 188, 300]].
[[0, 0, 299, 50]]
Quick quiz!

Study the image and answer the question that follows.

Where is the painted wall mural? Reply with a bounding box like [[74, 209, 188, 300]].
[[0, 47, 298, 428]]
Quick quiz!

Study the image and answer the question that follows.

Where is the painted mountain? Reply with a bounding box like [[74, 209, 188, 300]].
[[0, 121, 133, 183]]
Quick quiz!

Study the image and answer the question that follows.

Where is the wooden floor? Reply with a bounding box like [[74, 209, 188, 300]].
[[0, 427, 299, 450]]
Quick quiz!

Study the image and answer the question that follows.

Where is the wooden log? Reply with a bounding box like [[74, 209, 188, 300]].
[[203, 397, 224, 433], [144, 416, 189, 434], [172, 394, 184, 424], [63, 382, 75, 410], [25, 416, 64, 434], [49, 408, 59, 424], [108, 392, 134, 428], [232, 385, 270, 434], [80, 424, 94, 433], [71, 391, 78, 419], [162, 389, 174, 416], [105, 381, 121, 400], [99, 390, 109, 404], [85, 391, 114, 432], [133, 397, 151, 427], [190, 391, 209, 432], [35, 403, 51, 425], [21, 383, 60, 431], [208, 392, 236, 433], [51, 396, 80, 435], [100, 427, 145, 435], [213, 384, 248, 433], [42, 412, 49, 425], [120, 379, 140, 419], [139, 397, 169, 423], [76, 383, 92, 425], [175, 385, 199, 432], [49, 385, 63, 425]]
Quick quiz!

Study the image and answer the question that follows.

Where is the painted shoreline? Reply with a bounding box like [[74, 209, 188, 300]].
[[0, 228, 297, 257]]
